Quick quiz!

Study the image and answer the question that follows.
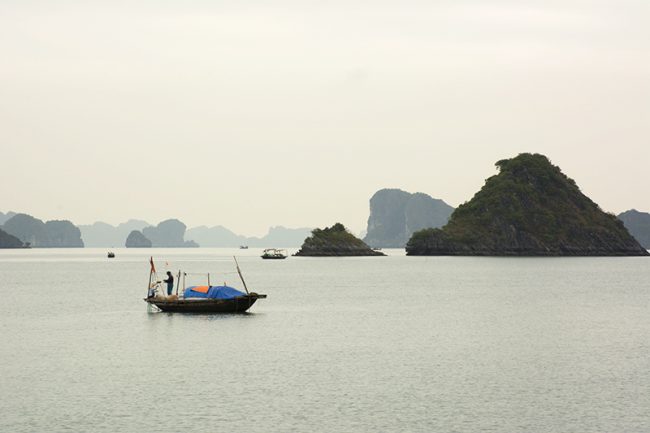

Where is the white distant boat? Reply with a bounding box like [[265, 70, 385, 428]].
[[261, 248, 287, 260]]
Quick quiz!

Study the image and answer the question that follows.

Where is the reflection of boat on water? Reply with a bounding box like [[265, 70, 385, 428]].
[[144, 257, 266, 313], [239, 245, 248, 249], [261, 248, 287, 259], [107, 251, 115, 258]]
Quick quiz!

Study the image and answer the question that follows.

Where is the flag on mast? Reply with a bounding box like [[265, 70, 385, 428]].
[[149, 256, 156, 273]]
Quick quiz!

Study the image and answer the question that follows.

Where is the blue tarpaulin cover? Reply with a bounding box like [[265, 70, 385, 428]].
[[184, 285, 246, 299]]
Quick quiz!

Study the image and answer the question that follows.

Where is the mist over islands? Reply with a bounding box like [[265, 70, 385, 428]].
[[2, 153, 649, 254]]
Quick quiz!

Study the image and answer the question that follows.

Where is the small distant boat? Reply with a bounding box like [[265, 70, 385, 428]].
[[239, 245, 249, 249], [107, 251, 115, 258], [261, 248, 287, 260], [144, 257, 266, 313], [372, 247, 382, 251]]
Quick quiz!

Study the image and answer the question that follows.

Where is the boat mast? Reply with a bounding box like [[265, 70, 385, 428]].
[[233, 256, 250, 294]]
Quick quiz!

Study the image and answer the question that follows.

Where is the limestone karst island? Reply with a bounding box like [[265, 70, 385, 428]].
[[294, 223, 385, 256], [406, 153, 649, 256]]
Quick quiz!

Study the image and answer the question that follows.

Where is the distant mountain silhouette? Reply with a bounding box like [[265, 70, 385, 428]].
[[142, 219, 198, 247], [2, 213, 83, 247], [364, 189, 454, 248], [79, 219, 150, 247], [185, 225, 244, 246], [0, 211, 16, 225], [0, 227, 25, 248], [185, 225, 312, 247], [125, 230, 152, 248], [618, 209, 650, 249], [79, 217, 310, 248]]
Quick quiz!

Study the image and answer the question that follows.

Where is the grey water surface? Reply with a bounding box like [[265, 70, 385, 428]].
[[1, 248, 649, 433]]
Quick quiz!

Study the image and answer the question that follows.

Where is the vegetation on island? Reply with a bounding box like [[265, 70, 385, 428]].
[[406, 153, 649, 256], [295, 223, 385, 256]]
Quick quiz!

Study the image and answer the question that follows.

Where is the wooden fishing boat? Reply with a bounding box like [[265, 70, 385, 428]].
[[144, 257, 266, 314], [145, 293, 266, 313]]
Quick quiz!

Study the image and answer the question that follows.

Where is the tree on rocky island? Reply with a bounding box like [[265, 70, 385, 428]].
[[406, 153, 649, 256], [295, 223, 385, 256]]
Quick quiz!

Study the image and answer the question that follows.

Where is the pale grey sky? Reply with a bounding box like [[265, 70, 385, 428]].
[[1, 0, 648, 236]]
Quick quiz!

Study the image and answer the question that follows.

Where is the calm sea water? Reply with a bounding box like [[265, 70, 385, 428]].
[[1, 248, 649, 433]]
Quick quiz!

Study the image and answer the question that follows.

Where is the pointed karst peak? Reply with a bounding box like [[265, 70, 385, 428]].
[[406, 153, 648, 256]]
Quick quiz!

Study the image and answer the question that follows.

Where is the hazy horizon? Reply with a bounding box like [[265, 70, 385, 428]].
[[2, 1, 648, 236]]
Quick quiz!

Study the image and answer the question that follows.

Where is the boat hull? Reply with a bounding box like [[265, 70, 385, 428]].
[[145, 294, 266, 313]]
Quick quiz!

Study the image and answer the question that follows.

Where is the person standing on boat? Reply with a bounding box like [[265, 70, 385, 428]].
[[163, 271, 174, 296]]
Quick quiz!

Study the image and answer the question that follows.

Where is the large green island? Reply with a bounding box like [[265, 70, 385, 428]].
[[295, 223, 385, 256], [406, 153, 649, 256]]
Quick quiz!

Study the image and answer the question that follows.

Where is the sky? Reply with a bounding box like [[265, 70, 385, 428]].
[[1, 0, 648, 236]]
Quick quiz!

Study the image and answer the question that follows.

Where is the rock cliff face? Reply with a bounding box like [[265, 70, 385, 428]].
[[142, 219, 199, 247], [364, 189, 454, 248], [618, 209, 650, 249], [125, 230, 152, 248], [2, 213, 84, 247], [0, 228, 24, 248], [406, 153, 649, 256], [295, 223, 385, 256]]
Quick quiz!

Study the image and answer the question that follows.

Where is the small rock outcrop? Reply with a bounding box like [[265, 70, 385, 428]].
[[0, 228, 25, 248], [364, 189, 454, 248], [618, 209, 650, 249], [125, 230, 152, 248], [141, 219, 199, 247], [406, 153, 649, 256], [295, 223, 385, 256]]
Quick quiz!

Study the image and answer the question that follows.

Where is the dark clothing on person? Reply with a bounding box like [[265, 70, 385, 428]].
[[163, 273, 174, 296]]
